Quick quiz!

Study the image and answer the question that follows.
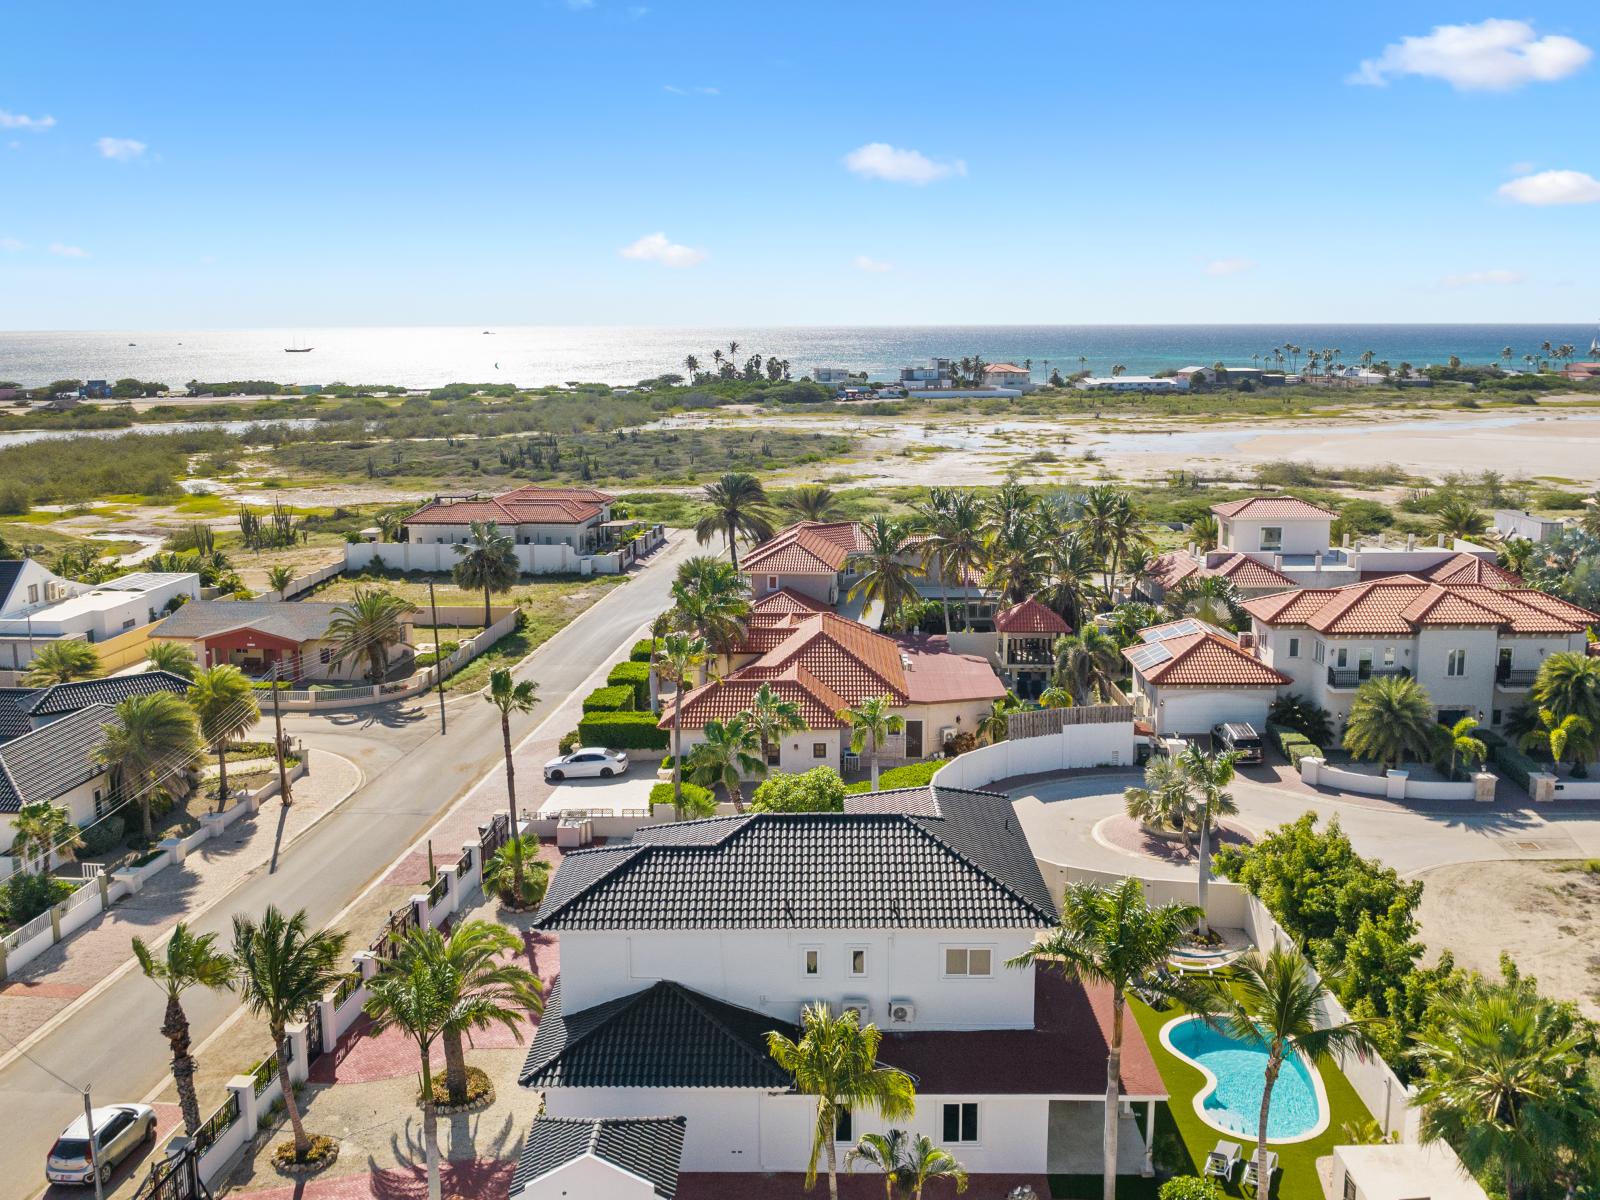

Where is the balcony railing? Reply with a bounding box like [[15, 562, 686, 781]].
[[1326, 665, 1410, 689], [1495, 667, 1539, 688], [1004, 644, 1055, 667]]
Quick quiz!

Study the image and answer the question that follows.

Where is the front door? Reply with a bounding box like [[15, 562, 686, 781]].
[[905, 720, 923, 759]]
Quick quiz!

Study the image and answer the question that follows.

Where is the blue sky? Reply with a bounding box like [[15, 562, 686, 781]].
[[2, 1, 1597, 328]]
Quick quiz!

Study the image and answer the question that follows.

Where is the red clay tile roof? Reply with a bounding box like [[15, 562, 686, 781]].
[[1211, 496, 1337, 520], [740, 527, 848, 574], [661, 666, 848, 730], [983, 363, 1029, 375], [788, 521, 871, 553], [752, 614, 909, 704], [1419, 553, 1523, 588], [750, 588, 831, 615], [1149, 550, 1293, 592], [1124, 630, 1290, 687], [1243, 577, 1598, 635], [993, 598, 1071, 634], [403, 484, 613, 527], [1149, 550, 1203, 590], [893, 636, 1006, 704]]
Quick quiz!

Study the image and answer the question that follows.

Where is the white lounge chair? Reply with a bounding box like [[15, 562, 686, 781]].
[[1203, 1141, 1241, 1181], [1242, 1149, 1278, 1191]]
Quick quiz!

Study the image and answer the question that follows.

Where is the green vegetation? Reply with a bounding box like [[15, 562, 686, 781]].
[[581, 684, 635, 713], [576, 710, 669, 750], [648, 780, 715, 817], [843, 759, 941, 794], [606, 660, 652, 709], [750, 766, 848, 813]]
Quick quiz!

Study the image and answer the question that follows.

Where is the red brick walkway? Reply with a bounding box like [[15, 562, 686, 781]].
[[309, 1014, 535, 1085], [239, 1158, 514, 1200]]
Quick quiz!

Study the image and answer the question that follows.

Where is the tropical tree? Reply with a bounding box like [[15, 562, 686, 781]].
[[1039, 525, 1102, 629], [328, 586, 417, 683], [746, 681, 804, 769], [1343, 675, 1438, 769], [1206, 946, 1378, 1182], [975, 695, 1019, 745], [848, 517, 923, 623], [897, 1134, 969, 1199], [145, 640, 197, 679], [766, 1004, 917, 1200], [1176, 743, 1239, 933], [1532, 650, 1600, 729], [1052, 626, 1122, 704], [1520, 708, 1593, 776], [682, 353, 700, 381], [786, 484, 844, 522], [1498, 537, 1537, 577], [1189, 513, 1220, 551], [686, 715, 766, 811], [1436, 715, 1487, 780], [189, 664, 260, 811], [921, 490, 986, 632], [1123, 756, 1196, 849], [451, 519, 519, 626], [1038, 685, 1074, 709], [1434, 494, 1489, 542], [1166, 576, 1243, 628], [8, 800, 81, 872], [265, 565, 295, 595], [838, 695, 904, 790], [845, 1129, 906, 1200], [482, 835, 551, 909], [96, 691, 203, 840], [1008, 879, 1202, 1200], [1106, 601, 1163, 649], [670, 556, 750, 670], [132, 924, 235, 1135], [22, 639, 102, 686], [429, 920, 543, 1106], [484, 668, 539, 900], [984, 516, 1047, 605], [694, 471, 775, 568], [658, 632, 708, 818], [232, 907, 349, 1164]]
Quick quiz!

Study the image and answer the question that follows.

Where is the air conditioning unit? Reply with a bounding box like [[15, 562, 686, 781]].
[[841, 997, 871, 1023], [939, 726, 957, 747], [889, 999, 916, 1025]]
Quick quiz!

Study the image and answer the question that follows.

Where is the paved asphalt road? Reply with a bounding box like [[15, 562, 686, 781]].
[[1, 536, 695, 1198]]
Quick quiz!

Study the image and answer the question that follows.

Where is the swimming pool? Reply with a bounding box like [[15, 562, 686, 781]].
[[1159, 1015, 1330, 1143]]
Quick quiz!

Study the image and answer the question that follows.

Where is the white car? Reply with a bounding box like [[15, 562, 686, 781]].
[[544, 747, 630, 782], [46, 1104, 157, 1186]]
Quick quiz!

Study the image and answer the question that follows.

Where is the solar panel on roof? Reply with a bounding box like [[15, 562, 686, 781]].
[[1140, 619, 1203, 643], [1127, 643, 1173, 670]]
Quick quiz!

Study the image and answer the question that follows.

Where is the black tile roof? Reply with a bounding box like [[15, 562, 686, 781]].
[[24, 671, 191, 718], [0, 704, 116, 813], [511, 1115, 686, 1199], [154, 600, 363, 644], [520, 977, 797, 1090], [0, 688, 39, 742], [0, 562, 23, 613], [533, 785, 1055, 931]]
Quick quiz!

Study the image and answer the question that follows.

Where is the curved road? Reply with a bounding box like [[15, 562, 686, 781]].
[[1, 537, 696, 1198]]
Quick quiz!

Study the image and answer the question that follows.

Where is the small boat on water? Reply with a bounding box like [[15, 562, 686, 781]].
[[482, 330, 495, 335], [284, 347, 313, 353]]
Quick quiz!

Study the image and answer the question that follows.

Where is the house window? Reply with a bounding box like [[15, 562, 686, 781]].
[[121, 617, 136, 630], [320, 648, 333, 665], [1335, 648, 1348, 668], [767, 576, 778, 592], [941, 1103, 980, 1144], [93, 789, 105, 819], [944, 947, 992, 977], [1287, 637, 1300, 658], [801, 947, 821, 978], [848, 947, 867, 977], [812, 742, 828, 759], [1342, 1171, 1356, 1200], [1447, 649, 1467, 677], [835, 1108, 853, 1144], [1383, 647, 1395, 666], [1259, 526, 1283, 552], [1313, 641, 1325, 665], [1493, 709, 1503, 726]]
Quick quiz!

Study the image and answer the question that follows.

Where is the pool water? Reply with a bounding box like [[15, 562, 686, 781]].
[[1163, 1016, 1325, 1141]]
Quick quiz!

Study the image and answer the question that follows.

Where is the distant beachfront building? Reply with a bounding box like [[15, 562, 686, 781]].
[[1075, 374, 1187, 393], [982, 363, 1036, 392], [899, 357, 955, 391], [812, 367, 854, 387]]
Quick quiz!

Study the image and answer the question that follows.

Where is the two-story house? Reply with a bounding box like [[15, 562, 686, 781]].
[[513, 785, 1166, 1198], [740, 522, 868, 608], [402, 485, 616, 552]]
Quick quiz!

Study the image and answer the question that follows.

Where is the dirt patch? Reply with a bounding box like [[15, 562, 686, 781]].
[[1416, 859, 1600, 1017]]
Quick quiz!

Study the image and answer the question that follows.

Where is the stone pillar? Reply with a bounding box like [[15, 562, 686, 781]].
[[1300, 757, 1323, 786], [1142, 1099, 1156, 1177], [1473, 771, 1497, 803], [159, 835, 185, 866], [284, 1023, 310, 1085], [354, 949, 379, 981], [316, 995, 338, 1054], [1529, 771, 1557, 803], [228, 1075, 259, 1133], [97, 871, 111, 909], [411, 893, 432, 929], [1385, 769, 1408, 800]]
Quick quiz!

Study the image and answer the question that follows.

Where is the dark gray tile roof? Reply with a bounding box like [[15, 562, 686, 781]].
[[153, 600, 354, 644], [24, 671, 191, 718], [534, 785, 1055, 931], [520, 977, 797, 1090], [0, 562, 23, 613], [0, 689, 39, 742], [511, 1115, 686, 1199], [0, 704, 116, 813]]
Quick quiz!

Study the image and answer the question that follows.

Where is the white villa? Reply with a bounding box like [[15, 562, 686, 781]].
[[402, 485, 618, 551], [512, 784, 1167, 1198], [1075, 375, 1187, 393]]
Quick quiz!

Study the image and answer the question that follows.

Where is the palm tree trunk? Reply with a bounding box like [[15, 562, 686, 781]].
[[215, 745, 229, 815], [869, 732, 880, 791], [671, 705, 685, 820], [442, 1028, 468, 1105], [726, 518, 740, 570], [275, 1030, 310, 1159], [1255, 1055, 1280, 1191], [164, 996, 201, 1135], [1102, 995, 1124, 1200], [420, 1051, 442, 1200], [501, 712, 524, 901], [729, 779, 743, 815], [826, 1134, 840, 1200], [140, 792, 153, 842], [1197, 798, 1213, 936], [483, 580, 491, 628]]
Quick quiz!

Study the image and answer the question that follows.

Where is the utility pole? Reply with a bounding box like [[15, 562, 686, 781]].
[[271, 659, 292, 805], [427, 579, 447, 735], [83, 1089, 104, 1200]]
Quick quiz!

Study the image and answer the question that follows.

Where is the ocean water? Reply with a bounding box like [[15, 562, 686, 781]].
[[0, 324, 1596, 390]]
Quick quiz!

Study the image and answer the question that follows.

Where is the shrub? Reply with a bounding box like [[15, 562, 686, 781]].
[[1284, 740, 1324, 767], [582, 684, 635, 713], [1267, 695, 1334, 745], [749, 767, 846, 813], [607, 660, 651, 709], [0, 872, 75, 927], [558, 728, 580, 754], [577, 710, 669, 750], [629, 638, 660, 663], [1159, 1178, 1222, 1200], [79, 814, 125, 856], [943, 730, 977, 756], [412, 641, 460, 668], [844, 759, 942, 793], [1486, 736, 1539, 789], [648, 781, 716, 817]]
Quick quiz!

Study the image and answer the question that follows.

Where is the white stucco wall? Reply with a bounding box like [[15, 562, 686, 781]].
[[1145, 687, 1276, 737], [1221, 516, 1330, 556], [513, 1155, 658, 1200], [748, 572, 837, 606], [345, 541, 583, 576], [931, 720, 1136, 785]]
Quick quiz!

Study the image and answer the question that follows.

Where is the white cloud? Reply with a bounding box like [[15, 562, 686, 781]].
[[1204, 257, 1253, 277], [1350, 19, 1591, 90], [853, 255, 893, 274], [49, 243, 89, 258], [1441, 268, 1525, 288], [0, 109, 55, 131], [0, 237, 23, 252], [843, 142, 966, 185], [1498, 169, 1600, 206], [663, 85, 719, 95], [97, 136, 147, 161], [619, 232, 706, 268]]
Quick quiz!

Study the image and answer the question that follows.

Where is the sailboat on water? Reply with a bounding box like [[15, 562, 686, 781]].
[[284, 334, 314, 353]]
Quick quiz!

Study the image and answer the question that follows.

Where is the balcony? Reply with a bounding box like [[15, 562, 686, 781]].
[[1326, 665, 1410, 689], [1495, 667, 1539, 689]]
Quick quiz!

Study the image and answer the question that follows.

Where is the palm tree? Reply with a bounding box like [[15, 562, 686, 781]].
[[1123, 756, 1196, 850], [686, 714, 765, 811], [1498, 537, 1537, 577], [189, 664, 259, 812], [671, 556, 750, 671], [897, 1134, 968, 1199], [429, 920, 543, 1105], [1532, 650, 1600, 729], [1039, 529, 1101, 630], [265, 565, 295, 595], [363, 929, 453, 1200], [766, 1004, 916, 1200], [451, 519, 519, 626], [132, 924, 235, 1136], [1038, 685, 1074, 709], [375, 509, 409, 544], [747, 682, 804, 769], [145, 640, 197, 679], [786, 484, 844, 522], [1207, 946, 1378, 1181], [658, 633, 708, 818], [1106, 601, 1162, 649], [975, 696, 1018, 745], [1052, 626, 1122, 704], [22, 639, 102, 686], [484, 668, 539, 899], [1438, 715, 1487, 781], [1008, 879, 1202, 1200], [8, 800, 81, 873], [845, 1129, 905, 1200], [983, 516, 1047, 605], [1343, 675, 1438, 769], [96, 692, 203, 840], [1434, 494, 1488, 542], [694, 472, 775, 568], [232, 907, 349, 1164], [848, 517, 922, 625], [837, 695, 904, 790], [1166, 575, 1243, 628], [482, 835, 550, 909], [1176, 743, 1239, 934], [1520, 708, 1593, 776], [328, 586, 417, 683], [682, 353, 700, 381]]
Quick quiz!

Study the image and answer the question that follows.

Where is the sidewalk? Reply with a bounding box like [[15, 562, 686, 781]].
[[0, 749, 362, 1052]]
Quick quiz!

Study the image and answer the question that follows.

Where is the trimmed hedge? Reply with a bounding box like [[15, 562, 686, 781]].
[[1481, 729, 1539, 789], [559, 728, 580, 754], [648, 780, 715, 817], [607, 660, 651, 709], [843, 759, 943, 794], [1267, 722, 1324, 767], [630, 639, 660, 663], [577, 710, 669, 750], [582, 684, 635, 714]]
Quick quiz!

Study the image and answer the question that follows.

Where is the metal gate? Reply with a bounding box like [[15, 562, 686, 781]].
[[132, 1140, 210, 1200]]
